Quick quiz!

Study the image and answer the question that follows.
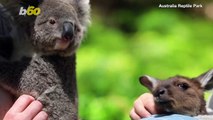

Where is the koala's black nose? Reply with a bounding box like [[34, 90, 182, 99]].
[[62, 22, 74, 40]]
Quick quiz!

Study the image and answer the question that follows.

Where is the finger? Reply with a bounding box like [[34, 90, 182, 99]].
[[142, 93, 158, 114], [129, 108, 141, 120], [22, 100, 43, 119], [134, 99, 151, 118], [33, 111, 48, 120], [9, 95, 35, 113]]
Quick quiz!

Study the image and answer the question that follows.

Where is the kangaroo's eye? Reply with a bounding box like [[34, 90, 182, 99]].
[[177, 83, 189, 90]]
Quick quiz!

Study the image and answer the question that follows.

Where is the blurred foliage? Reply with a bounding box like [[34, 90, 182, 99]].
[[77, 1, 213, 120]]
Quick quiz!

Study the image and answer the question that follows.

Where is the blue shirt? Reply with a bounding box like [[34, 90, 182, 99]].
[[141, 114, 198, 120]]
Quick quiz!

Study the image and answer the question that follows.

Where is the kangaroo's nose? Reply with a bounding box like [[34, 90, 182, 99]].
[[62, 22, 74, 40], [154, 88, 167, 97]]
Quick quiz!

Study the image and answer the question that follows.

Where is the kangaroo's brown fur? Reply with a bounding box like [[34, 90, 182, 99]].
[[139, 69, 213, 116]]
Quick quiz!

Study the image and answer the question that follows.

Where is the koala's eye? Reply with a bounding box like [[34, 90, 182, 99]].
[[177, 83, 189, 90], [75, 24, 81, 32], [49, 18, 56, 25]]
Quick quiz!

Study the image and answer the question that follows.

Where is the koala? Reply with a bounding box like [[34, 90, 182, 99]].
[[1, 0, 90, 60], [0, 0, 90, 119], [139, 69, 213, 116]]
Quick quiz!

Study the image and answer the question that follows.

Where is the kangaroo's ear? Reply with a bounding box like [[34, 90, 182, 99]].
[[139, 75, 158, 91], [194, 69, 213, 90]]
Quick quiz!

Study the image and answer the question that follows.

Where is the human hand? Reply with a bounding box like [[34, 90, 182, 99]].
[[129, 93, 158, 120], [3, 95, 48, 120]]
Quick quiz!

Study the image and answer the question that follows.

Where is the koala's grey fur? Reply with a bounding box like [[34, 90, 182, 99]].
[[0, 0, 90, 119], [0, 55, 78, 120]]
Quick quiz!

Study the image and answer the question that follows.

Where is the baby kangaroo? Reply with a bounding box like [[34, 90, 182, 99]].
[[139, 69, 213, 116]]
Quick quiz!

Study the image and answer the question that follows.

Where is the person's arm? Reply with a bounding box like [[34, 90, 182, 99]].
[[3, 95, 48, 120], [129, 93, 158, 120]]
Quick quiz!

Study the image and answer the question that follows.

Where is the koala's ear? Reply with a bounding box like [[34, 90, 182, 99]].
[[80, 0, 90, 4], [77, 0, 91, 28], [78, 0, 90, 8], [139, 75, 158, 91], [194, 69, 213, 90]]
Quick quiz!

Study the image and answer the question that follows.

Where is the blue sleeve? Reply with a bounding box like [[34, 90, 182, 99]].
[[141, 114, 198, 120]]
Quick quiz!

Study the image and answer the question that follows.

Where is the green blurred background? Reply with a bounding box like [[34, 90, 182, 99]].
[[77, 0, 213, 120]]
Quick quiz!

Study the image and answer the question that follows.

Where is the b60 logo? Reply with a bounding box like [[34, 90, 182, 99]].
[[19, 6, 41, 16]]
